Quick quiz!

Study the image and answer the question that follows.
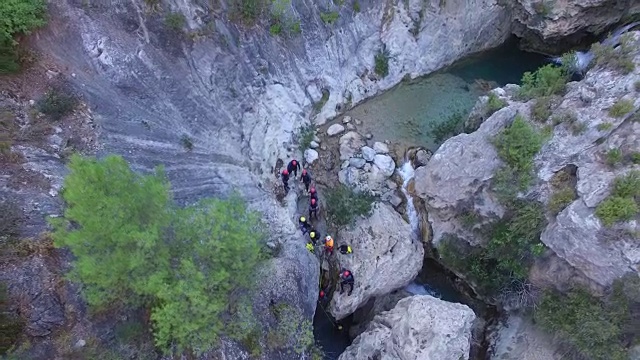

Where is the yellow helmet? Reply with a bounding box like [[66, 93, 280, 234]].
[[310, 231, 316, 238], [300, 216, 306, 222]]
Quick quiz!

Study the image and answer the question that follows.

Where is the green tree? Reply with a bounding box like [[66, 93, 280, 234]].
[[51, 155, 173, 308], [151, 196, 264, 353], [0, 0, 46, 73], [519, 64, 568, 100]]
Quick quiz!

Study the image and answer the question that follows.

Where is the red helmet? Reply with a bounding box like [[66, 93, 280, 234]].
[[310, 187, 316, 193], [292, 160, 297, 166], [282, 169, 288, 175], [311, 198, 316, 205], [343, 270, 350, 277], [302, 169, 307, 175], [319, 290, 325, 297]]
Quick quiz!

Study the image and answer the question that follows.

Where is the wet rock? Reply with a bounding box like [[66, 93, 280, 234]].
[[329, 203, 423, 320], [389, 193, 403, 208], [343, 116, 352, 124], [373, 154, 395, 177], [414, 148, 432, 167], [327, 124, 346, 136], [309, 140, 319, 149], [361, 146, 376, 162], [349, 157, 366, 169], [385, 179, 398, 190], [339, 132, 366, 161], [373, 141, 389, 154], [339, 295, 476, 360], [489, 315, 559, 360], [304, 149, 319, 165]]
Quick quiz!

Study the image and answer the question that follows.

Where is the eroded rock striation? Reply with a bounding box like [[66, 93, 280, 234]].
[[339, 295, 476, 360]]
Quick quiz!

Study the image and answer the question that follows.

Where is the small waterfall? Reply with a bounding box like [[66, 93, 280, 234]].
[[398, 160, 420, 239], [404, 282, 441, 298]]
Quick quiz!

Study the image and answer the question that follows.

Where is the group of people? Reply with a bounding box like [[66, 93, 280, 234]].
[[282, 159, 355, 297]]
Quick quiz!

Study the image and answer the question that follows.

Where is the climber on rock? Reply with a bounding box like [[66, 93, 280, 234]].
[[281, 169, 290, 193], [338, 244, 352, 255], [309, 186, 318, 202], [339, 268, 354, 296], [306, 242, 315, 252], [300, 169, 312, 193], [308, 229, 320, 246], [287, 159, 301, 178], [299, 216, 311, 235], [309, 198, 319, 220], [324, 235, 334, 256]]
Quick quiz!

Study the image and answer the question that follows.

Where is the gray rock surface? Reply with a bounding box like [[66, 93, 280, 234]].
[[329, 203, 424, 320], [414, 148, 432, 167], [340, 132, 367, 161], [327, 124, 346, 136], [339, 295, 476, 360], [373, 141, 390, 154], [304, 148, 319, 164], [489, 315, 559, 360], [349, 157, 366, 169], [361, 146, 376, 162], [374, 154, 396, 177]]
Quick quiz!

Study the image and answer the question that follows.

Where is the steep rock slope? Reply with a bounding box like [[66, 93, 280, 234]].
[[415, 31, 640, 293]]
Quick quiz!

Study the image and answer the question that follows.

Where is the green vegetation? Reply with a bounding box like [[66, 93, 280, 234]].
[[51, 155, 267, 354], [325, 184, 375, 227], [441, 201, 546, 296], [37, 89, 78, 121], [180, 134, 193, 151], [519, 64, 569, 100], [313, 89, 330, 112], [630, 152, 640, 164], [428, 112, 464, 144], [548, 188, 575, 215], [492, 115, 544, 191], [591, 33, 636, 74], [232, 0, 265, 23], [265, 303, 314, 355], [606, 148, 623, 166], [374, 47, 390, 78], [352, 1, 360, 12], [531, 96, 552, 122], [165, 12, 186, 32], [532, 1, 552, 16], [608, 99, 635, 118], [269, 23, 282, 35], [0, 0, 47, 74], [0, 283, 24, 355], [597, 122, 613, 131], [596, 197, 638, 226], [535, 287, 630, 360], [320, 11, 339, 24], [612, 170, 640, 198], [298, 125, 315, 150], [269, 0, 301, 36], [486, 92, 506, 117]]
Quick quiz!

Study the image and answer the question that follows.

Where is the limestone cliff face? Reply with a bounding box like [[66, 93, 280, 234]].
[[415, 31, 640, 294], [507, 0, 640, 52]]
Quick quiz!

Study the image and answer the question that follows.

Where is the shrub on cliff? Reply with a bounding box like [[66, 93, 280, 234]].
[[52, 155, 265, 354], [0, 0, 47, 73], [518, 64, 568, 100], [326, 185, 375, 227]]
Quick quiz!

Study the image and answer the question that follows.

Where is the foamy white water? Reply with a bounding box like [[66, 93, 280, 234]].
[[398, 161, 419, 239]]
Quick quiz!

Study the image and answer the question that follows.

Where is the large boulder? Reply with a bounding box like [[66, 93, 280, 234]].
[[488, 315, 560, 360], [329, 203, 424, 320], [339, 295, 476, 360], [339, 132, 367, 161], [327, 124, 346, 136]]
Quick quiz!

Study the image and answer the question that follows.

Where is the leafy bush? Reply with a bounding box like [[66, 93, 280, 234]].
[[606, 148, 623, 166], [325, 185, 375, 227], [519, 64, 568, 100], [232, 0, 265, 22], [597, 122, 613, 131], [535, 288, 628, 360], [52, 155, 266, 354], [612, 170, 640, 198], [609, 99, 634, 118], [548, 187, 576, 215], [269, 22, 282, 35], [492, 115, 544, 191], [630, 152, 640, 164], [374, 47, 390, 78], [320, 11, 339, 24], [352, 1, 360, 12], [0, 0, 46, 73], [570, 120, 587, 135], [313, 89, 329, 111], [486, 92, 506, 117], [595, 196, 638, 226], [428, 112, 464, 144], [532, 1, 552, 15], [37, 89, 78, 121], [591, 33, 636, 74], [165, 12, 186, 31], [531, 96, 552, 122], [298, 125, 315, 150]]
